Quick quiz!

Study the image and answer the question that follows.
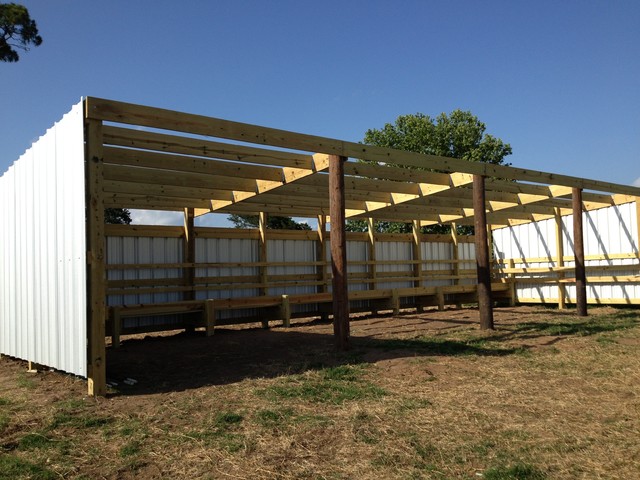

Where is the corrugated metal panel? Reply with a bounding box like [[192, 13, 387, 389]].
[[0, 101, 86, 376], [197, 237, 259, 319], [376, 240, 412, 289], [493, 202, 639, 303], [268, 239, 316, 313], [421, 241, 453, 287], [106, 236, 183, 328]]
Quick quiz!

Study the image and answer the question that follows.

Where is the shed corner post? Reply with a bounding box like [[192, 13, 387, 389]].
[[85, 115, 107, 397], [329, 155, 350, 350], [473, 174, 494, 330], [572, 188, 587, 316]]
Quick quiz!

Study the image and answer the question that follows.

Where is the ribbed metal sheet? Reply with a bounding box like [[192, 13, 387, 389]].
[[421, 241, 454, 287], [493, 202, 639, 302], [376, 240, 412, 289], [0, 101, 87, 376], [106, 236, 183, 328]]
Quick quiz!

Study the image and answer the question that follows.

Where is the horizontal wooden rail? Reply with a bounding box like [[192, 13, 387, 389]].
[[107, 282, 513, 347]]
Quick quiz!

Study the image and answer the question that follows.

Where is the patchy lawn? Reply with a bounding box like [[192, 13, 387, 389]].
[[1, 306, 639, 479]]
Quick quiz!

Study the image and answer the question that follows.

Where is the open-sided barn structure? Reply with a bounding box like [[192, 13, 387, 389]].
[[1, 98, 639, 396]]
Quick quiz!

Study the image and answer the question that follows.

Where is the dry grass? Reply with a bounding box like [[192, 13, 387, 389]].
[[1, 306, 639, 479]]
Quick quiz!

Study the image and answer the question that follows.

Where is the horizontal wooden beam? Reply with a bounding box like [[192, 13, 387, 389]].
[[86, 97, 640, 195], [103, 125, 315, 169]]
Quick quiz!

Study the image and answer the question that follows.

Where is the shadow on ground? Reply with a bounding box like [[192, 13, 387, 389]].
[[106, 313, 517, 397]]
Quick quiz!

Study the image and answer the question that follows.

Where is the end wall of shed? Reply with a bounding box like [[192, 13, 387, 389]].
[[0, 101, 87, 376]]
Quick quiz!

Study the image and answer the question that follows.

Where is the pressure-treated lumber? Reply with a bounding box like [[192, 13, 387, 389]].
[[473, 175, 494, 330], [554, 208, 566, 309], [329, 155, 350, 350], [86, 97, 640, 196], [259, 212, 269, 328], [573, 188, 588, 316], [85, 119, 107, 397]]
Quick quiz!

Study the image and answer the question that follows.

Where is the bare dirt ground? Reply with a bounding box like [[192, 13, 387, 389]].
[[1, 305, 639, 479]]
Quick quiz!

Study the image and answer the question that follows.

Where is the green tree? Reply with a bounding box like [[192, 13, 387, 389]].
[[105, 208, 132, 225], [228, 213, 311, 230], [0, 3, 42, 62], [351, 110, 512, 234]]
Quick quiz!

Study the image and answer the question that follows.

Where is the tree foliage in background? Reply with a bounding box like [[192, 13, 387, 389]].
[[0, 3, 42, 62], [347, 110, 512, 234], [105, 208, 132, 225], [228, 213, 311, 230]]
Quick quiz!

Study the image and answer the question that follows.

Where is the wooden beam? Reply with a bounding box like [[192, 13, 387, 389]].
[[103, 125, 315, 169], [329, 155, 350, 350], [209, 154, 331, 211], [85, 118, 107, 397], [473, 175, 494, 330], [573, 188, 587, 316], [86, 97, 640, 195]]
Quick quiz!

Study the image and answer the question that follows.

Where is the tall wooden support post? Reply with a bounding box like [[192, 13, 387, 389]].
[[259, 212, 269, 328], [572, 188, 588, 316], [412, 220, 424, 313], [554, 208, 566, 309], [316, 215, 329, 321], [329, 155, 350, 350], [367, 218, 377, 291], [367, 217, 378, 314], [473, 175, 494, 330], [451, 223, 461, 308], [183, 208, 196, 332], [85, 119, 107, 397]]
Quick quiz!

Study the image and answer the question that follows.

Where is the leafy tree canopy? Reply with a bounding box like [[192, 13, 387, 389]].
[[105, 208, 132, 225], [0, 3, 42, 62], [228, 213, 311, 230], [363, 110, 512, 167], [350, 110, 512, 234]]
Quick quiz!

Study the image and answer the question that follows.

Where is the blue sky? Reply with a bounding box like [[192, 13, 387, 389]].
[[2, 1, 639, 226]]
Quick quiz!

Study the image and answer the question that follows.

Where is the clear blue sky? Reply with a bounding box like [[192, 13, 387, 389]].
[[2, 1, 639, 225]]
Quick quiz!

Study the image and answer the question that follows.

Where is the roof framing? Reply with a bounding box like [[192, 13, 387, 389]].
[[86, 97, 640, 228]]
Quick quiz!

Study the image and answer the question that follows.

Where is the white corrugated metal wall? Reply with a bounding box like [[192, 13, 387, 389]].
[[0, 101, 87, 376], [492, 202, 640, 303]]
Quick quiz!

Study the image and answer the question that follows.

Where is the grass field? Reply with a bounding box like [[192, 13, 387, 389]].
[[1, 306, 639, 479]]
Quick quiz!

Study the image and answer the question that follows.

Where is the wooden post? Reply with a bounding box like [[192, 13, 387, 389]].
[[183, 208, 196, 301], [473, 174, 494, 330], [112, 307, 121, 349], [451, 222, 461, 308], [183, 208, 196, 332], [367, 217, 378, 315], [204, 299, 216, 336], [281, 294, 291, 327], [412, 220, 424, 313], [329, 155, 350, 350], [554, 208, 566, 309], [85, 118, 107, 396], [259, 211, 269, 328], [316, 215, 329, 321], [573, 188, 587, 316], [367, 217, 377, 291], [508, 258, 516, 307]]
